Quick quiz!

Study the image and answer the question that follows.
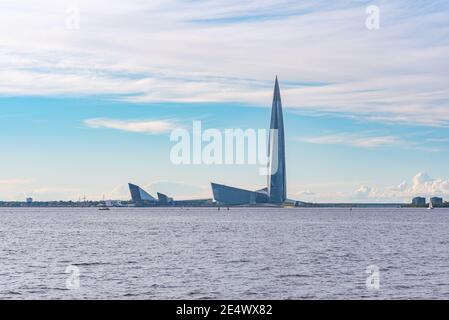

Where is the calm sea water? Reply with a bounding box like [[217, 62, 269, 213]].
[[0, 207, 448, 299]]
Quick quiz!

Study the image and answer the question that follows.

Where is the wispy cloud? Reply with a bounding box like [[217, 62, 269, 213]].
[[0, 1, 448, 126], [296, 132, 402, 148], [84, 118, 175, 134], [297, 190, 315, 196], [296, 130, 446, 151], [427, 137, 449, 143], [0, 178, 34, 186]]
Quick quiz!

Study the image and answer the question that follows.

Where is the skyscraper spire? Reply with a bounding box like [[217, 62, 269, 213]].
[[267, 77, 287, 203], [210, 77, 288, 206]]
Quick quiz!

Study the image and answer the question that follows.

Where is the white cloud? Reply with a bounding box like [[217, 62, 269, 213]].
[[297, 132, 402, 148], [388, 181, 408, 192], [0, 178, 35, 200], [29, 187, 80, 200], [84, 118, 175, 134], [297, 190, 315, 196], [0, 179, 80, 201], [105, 181, 211, 200], [0, 178, 34, 186], [144, 181, 210, 200], [294, 172, 449, 203], [0, 1, 448, 126], [296, 131, 445, 152], [409, 172, 449, 195], [354, 185, 372, 198], [354, 172, 449, 201]]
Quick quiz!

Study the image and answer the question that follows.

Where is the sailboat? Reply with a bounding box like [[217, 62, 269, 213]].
[[428, 201, 434, 210]]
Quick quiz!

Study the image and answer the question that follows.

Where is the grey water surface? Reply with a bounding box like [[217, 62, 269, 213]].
[[1, 207, 448, 299]]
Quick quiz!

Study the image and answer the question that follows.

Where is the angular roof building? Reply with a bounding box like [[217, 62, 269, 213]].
[[128, 183, 157, 206], [211, 77, 288, 205], [128, 183, 213, 206]]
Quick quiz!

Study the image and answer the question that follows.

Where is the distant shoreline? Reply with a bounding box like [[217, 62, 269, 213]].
[[1, 201, 448, 208]]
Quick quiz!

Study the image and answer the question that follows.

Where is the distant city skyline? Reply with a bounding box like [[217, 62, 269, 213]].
[[1, 0, 449, 202]]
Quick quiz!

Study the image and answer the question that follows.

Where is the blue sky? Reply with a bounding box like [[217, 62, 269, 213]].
[[0, 0, 449, 202]]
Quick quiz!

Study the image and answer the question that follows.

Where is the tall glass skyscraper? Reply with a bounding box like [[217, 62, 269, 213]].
[[267, 77, 287, 204], [211, 77, 288, 205]]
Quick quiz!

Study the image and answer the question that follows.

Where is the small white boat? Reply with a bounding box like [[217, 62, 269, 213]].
[[428, 201, 434, 210], [98, 194, 111, 211]]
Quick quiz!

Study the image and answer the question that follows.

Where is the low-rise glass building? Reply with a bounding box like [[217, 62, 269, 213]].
[[412, 197, 426, 206], [430, 197, 443, 207]]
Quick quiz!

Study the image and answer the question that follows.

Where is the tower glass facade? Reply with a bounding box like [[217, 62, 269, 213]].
[[211, 77, 288, 205], [267, 77, 287, 204]]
